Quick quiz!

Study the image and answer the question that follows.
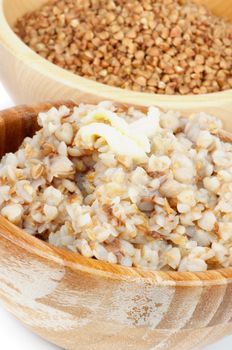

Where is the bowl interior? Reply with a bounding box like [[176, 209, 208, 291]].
[[3, 0, 48, 25]]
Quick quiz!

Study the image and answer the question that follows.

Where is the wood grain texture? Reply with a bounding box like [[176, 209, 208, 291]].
[[0, 0, 232, 125], [0, 103, 232, 350]]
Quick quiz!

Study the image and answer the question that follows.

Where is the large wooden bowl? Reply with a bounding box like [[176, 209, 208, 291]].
[[0, 0, 232, 120], [1, 102, 232, 350]]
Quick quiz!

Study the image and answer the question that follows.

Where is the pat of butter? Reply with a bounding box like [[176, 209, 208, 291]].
[[130, 106, 161, 137], [77, 106, 161, 162], [77, 123, 148, 162], [82, 109, 151, 152]]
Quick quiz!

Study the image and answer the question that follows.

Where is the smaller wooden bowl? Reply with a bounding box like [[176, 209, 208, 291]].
[[0, 0, 232, 121], [1, 102, 232, 350]]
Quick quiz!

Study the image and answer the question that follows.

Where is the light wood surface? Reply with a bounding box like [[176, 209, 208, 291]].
[[0, 0, 232, 126], [1, 103, 232, 350]]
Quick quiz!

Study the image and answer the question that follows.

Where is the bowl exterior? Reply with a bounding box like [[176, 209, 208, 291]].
[[0, 220, 232, 350], [0, 41, 103, 106]]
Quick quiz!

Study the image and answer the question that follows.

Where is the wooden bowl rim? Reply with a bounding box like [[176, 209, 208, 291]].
[[1, 216, 232, 286], [1, 103, 232, 287], [1, 0, 232, 109]]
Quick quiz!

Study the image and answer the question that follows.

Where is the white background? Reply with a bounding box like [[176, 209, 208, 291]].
[[0, 81, 231, 349]]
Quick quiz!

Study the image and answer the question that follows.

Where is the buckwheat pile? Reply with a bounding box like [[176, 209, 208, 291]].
[[14, 0, 232, 95], [1, 102, 232, 271]]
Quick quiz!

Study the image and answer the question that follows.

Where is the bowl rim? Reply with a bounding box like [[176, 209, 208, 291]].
[[1, 0, 232, 110], [1, 102, 232, 287], [1, 215, 232, 287]]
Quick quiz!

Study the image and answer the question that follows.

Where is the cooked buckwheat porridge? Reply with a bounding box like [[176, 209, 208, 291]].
[[1, 102, 232, 271]]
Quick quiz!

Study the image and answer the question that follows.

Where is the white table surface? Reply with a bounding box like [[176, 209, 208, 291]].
[[0, 82, 231, 350]]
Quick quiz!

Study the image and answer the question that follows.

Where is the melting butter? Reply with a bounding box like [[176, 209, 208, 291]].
[[77, 107, 161, 163]]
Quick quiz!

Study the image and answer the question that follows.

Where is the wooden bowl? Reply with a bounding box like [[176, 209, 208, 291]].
[[0, 0, 232, 121], [1, 102, 232, 350]]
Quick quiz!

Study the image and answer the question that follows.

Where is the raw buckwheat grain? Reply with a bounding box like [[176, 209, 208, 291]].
[[14, 0, 232, 95]]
